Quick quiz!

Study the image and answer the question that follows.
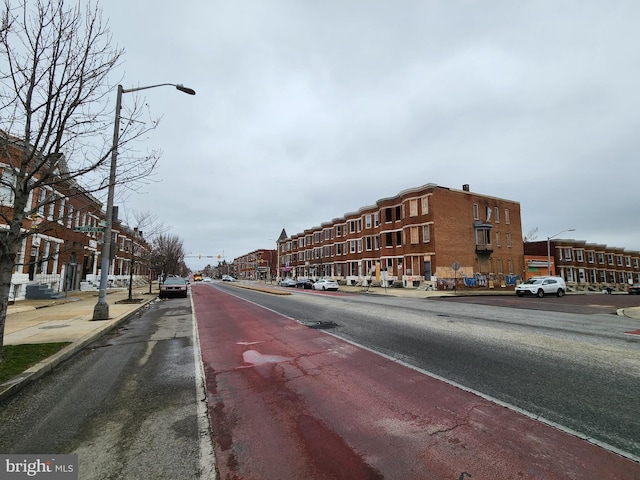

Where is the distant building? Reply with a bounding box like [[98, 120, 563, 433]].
[[524, 240, 640, 292], [234, 249, 277, 281], [276, 183, 524, 290]]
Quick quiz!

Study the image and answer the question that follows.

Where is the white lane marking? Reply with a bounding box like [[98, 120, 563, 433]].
[[190, 295, 217, 479]]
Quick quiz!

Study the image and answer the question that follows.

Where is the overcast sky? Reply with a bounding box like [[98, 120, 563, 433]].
[[98, 0, 640, 271]]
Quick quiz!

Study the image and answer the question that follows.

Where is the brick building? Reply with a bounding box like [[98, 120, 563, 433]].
[[234, 249, 277, 281], [1, 130, 150, 300], [524, 240, 640, 292], [276, 183, 524, 290]]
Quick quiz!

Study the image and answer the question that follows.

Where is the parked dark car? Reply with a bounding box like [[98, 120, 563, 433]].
[[628, 283, 640, 294], [159, 277, 188, 298], [296, 278, 314, 289]]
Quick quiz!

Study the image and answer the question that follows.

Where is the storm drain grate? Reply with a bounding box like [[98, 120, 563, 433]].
[[305, 321, 339, 330]]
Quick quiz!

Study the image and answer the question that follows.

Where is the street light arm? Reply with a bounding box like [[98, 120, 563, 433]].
[[122, 83, 196, 95], [547, 228, 575, 241], [546, 228, 575, 277]]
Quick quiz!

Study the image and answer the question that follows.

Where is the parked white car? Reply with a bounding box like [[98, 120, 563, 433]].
[[312, 279, 339, 291], [516, 276, 567, 298]]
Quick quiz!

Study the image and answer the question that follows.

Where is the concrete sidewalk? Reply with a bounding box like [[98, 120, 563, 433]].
[[1, 286, 157, 401]]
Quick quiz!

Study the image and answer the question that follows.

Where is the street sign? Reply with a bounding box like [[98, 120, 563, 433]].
[[74, 225, 105, 233]]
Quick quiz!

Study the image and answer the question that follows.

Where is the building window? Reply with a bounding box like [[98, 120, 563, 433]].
[[350, 240, 357, 253], [473, 204, 479, 220], [476, 228, 491, 247], [410, 226, 419, 244], [385, 232, 393, 247], [409, 199, 418, 217], [396, 231, 402, 246], [374, 235, 380, 250], [563, 248, 572, 261], [587, 251, 595, 263], [0, 169, 16, 205], [423, 225, 430, 243], [607, 254, 614, 265], [421, 196, 429, 215], [625, 256, 631, 267], [495, 232, 501, 247], [494, 207, 499, 223], [385, 208, 392, 223], [395, 205, 402, 221], [37, 188, 46, 215], [504, 209, 510, 224], [366, 236, 372, 250], [365, 215, 372, 229], [374, 212, 379, 227], [16, 238, 26, 269], [598, 253, 605, 264], [575, 250, 584, 262]]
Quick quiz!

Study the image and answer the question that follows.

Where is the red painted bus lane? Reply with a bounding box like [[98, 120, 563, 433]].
[[193, 286, 640, 479]]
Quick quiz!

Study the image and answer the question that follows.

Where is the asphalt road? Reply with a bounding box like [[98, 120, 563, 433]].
[[430, 291, 640, 315], [0, 298, 213, 480], [213, 283, 640, 460]]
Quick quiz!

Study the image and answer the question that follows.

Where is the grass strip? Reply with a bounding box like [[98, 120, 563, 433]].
[[0, 343, 71, 383]]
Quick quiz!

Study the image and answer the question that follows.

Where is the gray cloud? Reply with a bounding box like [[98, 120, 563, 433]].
[[99, 0, 640, 269]]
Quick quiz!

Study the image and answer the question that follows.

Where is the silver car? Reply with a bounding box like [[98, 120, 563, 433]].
[[516, 276, 566, 298]]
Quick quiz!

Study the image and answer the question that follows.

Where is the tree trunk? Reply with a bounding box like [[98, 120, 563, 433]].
[[0, 232, 21, 361]]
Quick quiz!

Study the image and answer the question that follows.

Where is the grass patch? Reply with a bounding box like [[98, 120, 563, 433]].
[[0, 343, 71, 383]]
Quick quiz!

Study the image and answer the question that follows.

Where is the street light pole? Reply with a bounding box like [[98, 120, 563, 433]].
[[93, 83, 195, 320], [547, 228, 575, 277]]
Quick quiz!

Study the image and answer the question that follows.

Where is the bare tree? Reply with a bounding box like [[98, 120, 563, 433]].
[[524, 227, 539, 243], [122, 209, 166, 299], [149, 233, 186, 280], [0, 0, 163, 358]]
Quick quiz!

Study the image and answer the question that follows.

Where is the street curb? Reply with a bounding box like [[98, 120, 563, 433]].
[[617, 307, 640, 322], [0, 296, 156, 403]]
